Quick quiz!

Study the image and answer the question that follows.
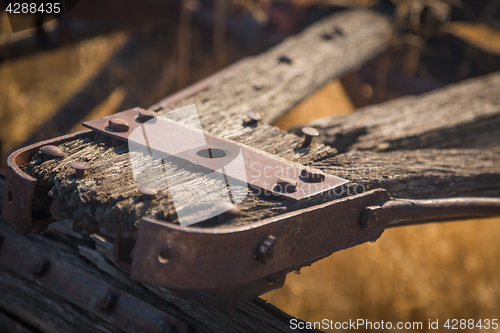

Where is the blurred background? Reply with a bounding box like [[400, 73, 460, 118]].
[[1, 0, 499, 331]]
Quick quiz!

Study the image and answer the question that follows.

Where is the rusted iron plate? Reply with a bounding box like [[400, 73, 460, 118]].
[[130, 189, 391, 291], [0, 227, 188, 333], [83, 108, 349, 202], [3, 130, 94, 234], [0, 311, 36, 333]]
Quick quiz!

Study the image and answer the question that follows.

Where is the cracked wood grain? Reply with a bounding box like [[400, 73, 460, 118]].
[[294, 71, 500, 153]]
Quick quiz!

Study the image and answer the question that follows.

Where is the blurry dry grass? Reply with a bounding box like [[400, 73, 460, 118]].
[[0, 14, 127, 157], [263, 218, 500, 331]]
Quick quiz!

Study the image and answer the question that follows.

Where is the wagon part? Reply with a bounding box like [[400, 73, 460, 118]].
[[0, 226, 188, 333], [128, 189, 500, 307], [4, 107, 500, 308]]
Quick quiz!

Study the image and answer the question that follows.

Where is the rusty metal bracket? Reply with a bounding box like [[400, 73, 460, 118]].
[[128, 189, 500, 307], [2, 130, 94, 234], [0, 226, 188, 333], [82, 108, 349, 202]]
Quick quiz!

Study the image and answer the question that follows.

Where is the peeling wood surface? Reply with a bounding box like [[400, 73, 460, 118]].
[[296, 72, 500, 153]]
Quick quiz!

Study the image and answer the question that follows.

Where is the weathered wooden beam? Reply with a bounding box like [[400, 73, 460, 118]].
[[0, 194, 309, 333], [21, 9, 393, 234], [294, 71, 500, 153]]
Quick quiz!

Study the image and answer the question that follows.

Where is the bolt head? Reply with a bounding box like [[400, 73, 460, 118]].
[[275, 177, 297, 193], [108, 118, 130, 132], [360, 206, 381, 228], [246, 111, 262, 122], [300, 168, 325, 183], [138, 186, 159, 198], [96, 292, 114, 310], [301, 127, 319, 137], [137, 110, 157, 123], [70, 161, 90, 171], [256, 235, 276, 264], [278, 54, 292, 64], [40, 145, 65, 159], [156, 321, 174, 333], [31, 258, 49, 276]]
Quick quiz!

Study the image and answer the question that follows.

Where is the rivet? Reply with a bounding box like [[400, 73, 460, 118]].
[[30, 258, 49, 276], [137, 110, 157, 123], [96, 292, 115, 310], [39, 145, 65, 161], [70, 161, 90, 179], [300, 168, 325, 183], [256, 235, 276, 264], [245, 111, 262, 124], [301, 127, 319, 147], [138, 186, 158, 200], [108, 118, 130, 132], [213, 202, 240, 222], [278, 54, 292, 64], [275, 177, 297, 193], [156, 321, 174, 333]]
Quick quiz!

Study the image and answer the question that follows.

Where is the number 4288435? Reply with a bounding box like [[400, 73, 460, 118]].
[[444, 319, 498, 330], [6, 2, 62, 14]]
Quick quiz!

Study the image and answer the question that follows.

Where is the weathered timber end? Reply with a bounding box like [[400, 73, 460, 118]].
[[294, 72, 500, 153]]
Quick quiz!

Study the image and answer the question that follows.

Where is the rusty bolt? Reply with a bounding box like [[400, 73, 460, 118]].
[[40, 145, 65, 161], [256, 235, 276, 264], [96, 292, 115, 310], [266, 276, 278, 285], [138, 186, 158, 200], [137, 110, 157, 123], [301, 127, 319, 147], [278, 54, 292, 64], [108, 118, 130, 132], [70, 161, 90, 179], [156, 321, 174, 333], [360, 206, 381, 228], [214, 202, 240, 222], [275, 177, 297, 193], [245, 111, 262, 124], [30, 258, 49, 276], [300, 168, 325, 183]]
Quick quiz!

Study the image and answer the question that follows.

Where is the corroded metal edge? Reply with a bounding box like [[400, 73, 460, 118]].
[[130, 189, 391, 291], [2, 130, 94, 234]]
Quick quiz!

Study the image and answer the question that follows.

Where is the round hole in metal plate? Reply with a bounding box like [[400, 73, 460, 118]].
[[158, 250, 170, 264], [196, 148, 227, 159]]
